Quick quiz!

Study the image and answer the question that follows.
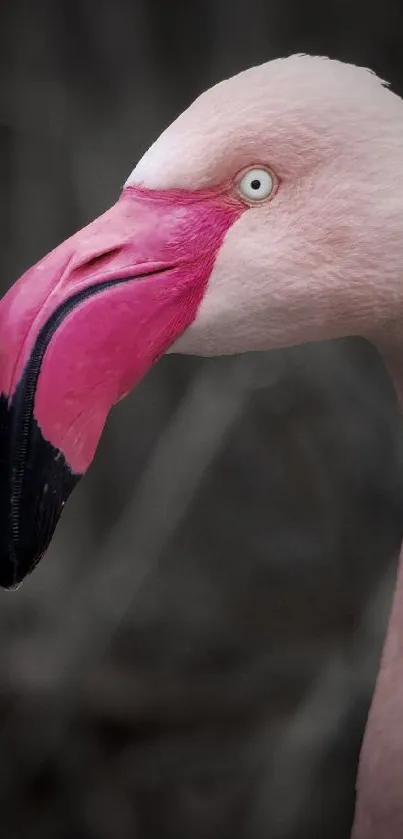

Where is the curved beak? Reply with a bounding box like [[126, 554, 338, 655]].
[[0, 187, 239, 587]]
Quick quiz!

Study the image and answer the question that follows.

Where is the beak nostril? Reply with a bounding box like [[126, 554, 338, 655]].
[[83, 247, 122, 275]]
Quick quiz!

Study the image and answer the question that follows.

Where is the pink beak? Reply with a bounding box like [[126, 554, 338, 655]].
[[0, 186, 241, 587]]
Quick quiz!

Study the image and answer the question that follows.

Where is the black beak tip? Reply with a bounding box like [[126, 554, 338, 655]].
[[0, 546, 45, 590], [0, 392, 81, 590]]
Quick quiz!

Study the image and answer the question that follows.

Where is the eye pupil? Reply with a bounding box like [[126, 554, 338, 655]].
[[251, 179, 261, 190]]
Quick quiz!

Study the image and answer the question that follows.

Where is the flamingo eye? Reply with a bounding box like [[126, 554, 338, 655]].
[[237, 167, 274, 202]]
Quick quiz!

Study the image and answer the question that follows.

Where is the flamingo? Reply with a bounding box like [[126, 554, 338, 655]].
[[0, 53, 401, 836]]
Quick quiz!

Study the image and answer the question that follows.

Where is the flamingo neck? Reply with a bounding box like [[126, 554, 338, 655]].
[[352, 342, 403, 838]]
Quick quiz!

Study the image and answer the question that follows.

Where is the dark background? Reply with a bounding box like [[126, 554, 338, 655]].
[[1, 2, 403, 837]]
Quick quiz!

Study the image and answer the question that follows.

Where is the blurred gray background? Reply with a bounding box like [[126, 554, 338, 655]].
[[1, 1, 403, 837]]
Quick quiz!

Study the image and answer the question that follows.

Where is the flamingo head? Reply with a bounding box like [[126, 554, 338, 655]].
[[1, 54, 402, 587]]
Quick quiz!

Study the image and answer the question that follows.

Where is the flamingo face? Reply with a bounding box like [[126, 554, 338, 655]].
[[1, 54, 403, 586]]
